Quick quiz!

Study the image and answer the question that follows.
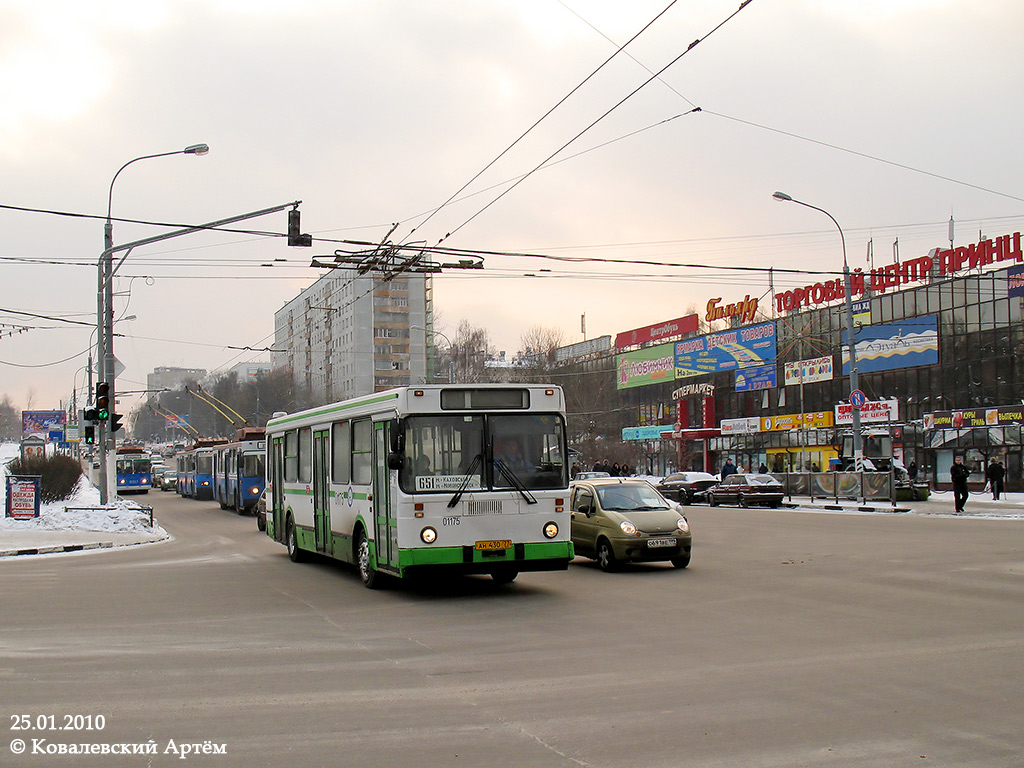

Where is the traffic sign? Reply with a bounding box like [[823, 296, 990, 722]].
[[850, 389, 868, 410]]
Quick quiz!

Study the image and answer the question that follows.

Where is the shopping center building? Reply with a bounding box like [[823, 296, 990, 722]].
[[605, 231, 1024, 491]]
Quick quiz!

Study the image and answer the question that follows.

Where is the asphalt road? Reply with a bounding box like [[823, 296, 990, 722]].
[[2, 492, 1023, 767]]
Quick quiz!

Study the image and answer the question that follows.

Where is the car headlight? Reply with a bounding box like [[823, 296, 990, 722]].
[[676, 517, 690, 534], [619, 520, 638, 536], [420, 526, 437, 544], [543, 522, 559, 539]]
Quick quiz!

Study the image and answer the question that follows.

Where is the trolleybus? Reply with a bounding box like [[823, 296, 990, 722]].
[[264, 384, 573, 587], [115, 445, 153, 494], [177, 438, 227, 500], [212, 428, 267, 513]]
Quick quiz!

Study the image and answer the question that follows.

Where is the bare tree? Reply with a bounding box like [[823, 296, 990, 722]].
[[451, 320, 493, 383]]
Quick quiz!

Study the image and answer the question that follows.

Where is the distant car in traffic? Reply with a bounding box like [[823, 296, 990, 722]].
[[158, 469, 178, 492], [656, 471, 719, 505], [255, 489, 267, 532], [573, 471, 611, 480], [569, 477, 691, 571], [706, 473, 784, 508]]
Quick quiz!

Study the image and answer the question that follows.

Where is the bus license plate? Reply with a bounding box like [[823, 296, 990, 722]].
[[647, 538, 675, 548], [475, 539, 512, 550]]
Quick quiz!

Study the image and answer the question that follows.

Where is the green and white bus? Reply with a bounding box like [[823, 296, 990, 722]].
[[264, 384, 573, 587]]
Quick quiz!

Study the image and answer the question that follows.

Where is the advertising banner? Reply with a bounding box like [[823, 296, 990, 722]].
[[720, 417, 760, 435], [1008, 265, 1024, 299], [22, 410, 66, 438], [5, 475, 41, 519], [555, 335, 612, 363], [735, 364, 777, 391], [674, 321, 777, 379], [617, 343, 676, 390], [784, 355, 834, 386], [841, 315, 938, 375], [852, 299, 871, 327], [835, 398, 900, 425], [622, 425, 671, 441], [924, 405, 1024, 429], [760, 411, 834, 432], [615, 315, 699, 350]]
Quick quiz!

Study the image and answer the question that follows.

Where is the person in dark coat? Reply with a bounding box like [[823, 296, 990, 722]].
[[721, 459, 736, 479], [950, 455, 971, 513], [986, 459, 1005, 500], [908, 461, 918, 482]]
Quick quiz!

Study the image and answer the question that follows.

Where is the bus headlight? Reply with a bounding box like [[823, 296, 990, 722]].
[[250, 486, 260, 496], [543, 522, 559, 539], [420, 527, 437, 544], [676, 517, 690, 534]]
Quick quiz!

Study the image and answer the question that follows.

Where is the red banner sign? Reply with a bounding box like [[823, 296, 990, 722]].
[[615, 314, 699, 350]]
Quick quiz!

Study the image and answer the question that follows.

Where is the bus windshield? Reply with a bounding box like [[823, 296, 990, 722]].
[[196, 455, 213, 475], [398, 412, 566, 494], [241, 452, 264, 478]]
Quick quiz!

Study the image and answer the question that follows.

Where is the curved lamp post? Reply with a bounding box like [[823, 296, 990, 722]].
[[772, 191, 864, 472], [97, 144, 208, 503], [411, 325, 453, 383]]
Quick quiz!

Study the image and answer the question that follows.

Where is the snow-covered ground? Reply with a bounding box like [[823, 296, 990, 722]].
[[0, 443, 166, 535]]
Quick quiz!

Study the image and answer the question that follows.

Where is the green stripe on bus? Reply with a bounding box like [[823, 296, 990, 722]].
[[399, 541, 573, 568]]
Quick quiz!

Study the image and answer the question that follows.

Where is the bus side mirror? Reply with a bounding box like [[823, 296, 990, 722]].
[[387, 452, 404, 471], [389, 419, 405, 453]]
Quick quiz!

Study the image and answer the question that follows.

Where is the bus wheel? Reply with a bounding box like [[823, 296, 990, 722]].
[[355, 528, 381, 589], [491, 568, 518, 584], [286, 518, 306, 563]]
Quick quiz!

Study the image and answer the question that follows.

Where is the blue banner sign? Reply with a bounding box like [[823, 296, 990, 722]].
[[622, 425, 670, 441], [735, 364, 777, 391], [842, 315, 938, 374], [674, 321, 777, 379]]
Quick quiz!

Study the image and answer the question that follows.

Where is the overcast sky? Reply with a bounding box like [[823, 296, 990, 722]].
[[2, 0, 1022, 416]]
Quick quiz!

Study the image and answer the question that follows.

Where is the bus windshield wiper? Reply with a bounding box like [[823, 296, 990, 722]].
[[447, 453, 483, 508], [494, 460, 538, 505]]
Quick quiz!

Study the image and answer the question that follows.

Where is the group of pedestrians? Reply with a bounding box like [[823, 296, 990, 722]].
[[949, 456, 1006, 514], [589, 459, 632, 477]]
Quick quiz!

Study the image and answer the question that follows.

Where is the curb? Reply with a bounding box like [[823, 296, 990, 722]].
[[0, 541, 114, 558]]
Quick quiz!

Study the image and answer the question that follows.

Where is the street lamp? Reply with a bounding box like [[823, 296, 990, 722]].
[[411, 325, 453, 383], [97, 145, 208, 503], [772, 191, 864, 472]]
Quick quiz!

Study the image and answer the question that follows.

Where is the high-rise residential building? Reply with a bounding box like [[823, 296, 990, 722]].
[[273, 268, 431, 404], [147, 366, 207, 393]]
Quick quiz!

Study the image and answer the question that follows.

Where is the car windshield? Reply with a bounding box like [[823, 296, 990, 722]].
[[596, 483, 671, 511]]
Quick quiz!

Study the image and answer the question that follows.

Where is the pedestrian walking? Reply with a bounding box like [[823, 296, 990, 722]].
[[950, 455, 971, 513], [908, 461, 918, 482], [721, 458, 736, 479], [986, 459, 1005, 500]]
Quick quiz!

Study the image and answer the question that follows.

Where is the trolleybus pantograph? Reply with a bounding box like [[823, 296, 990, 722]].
[[264, 385, 574, 588]]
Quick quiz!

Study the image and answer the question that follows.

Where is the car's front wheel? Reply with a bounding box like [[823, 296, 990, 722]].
[[596, 539, 618, 572], [671, 552, 691, 569]]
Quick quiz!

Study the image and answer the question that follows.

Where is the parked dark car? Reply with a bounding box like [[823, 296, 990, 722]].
[[706, 473, 784, 508], [657, 471, 720, 505]]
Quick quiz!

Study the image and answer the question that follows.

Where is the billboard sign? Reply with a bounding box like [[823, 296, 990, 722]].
[[761, 411, 835, 432], [735, 364, 777, 392], [22, 410, 66, 439], [784, 355, 834, 386], [842, 315, 938, 375], [674, 321, 777, 379], [622, 425, 670, 441], [720, 417, 760, 435], [555, 335, 612, 363], [617, 343, 676, 389], [1009, 266, 1024, 299], [924, 405, 1024, 429], [835, 398, 900, 425], [615, 315, 699, 350], [5, 476, 41, 519]]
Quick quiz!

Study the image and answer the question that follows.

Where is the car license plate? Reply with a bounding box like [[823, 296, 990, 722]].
[[647, 538, 675, 548], [475, 539, 513, 550]]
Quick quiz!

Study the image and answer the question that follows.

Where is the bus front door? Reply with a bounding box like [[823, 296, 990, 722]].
[[272, 437, 285, 543], [373, 422, 398, 574], [313, 430, 330, 554]]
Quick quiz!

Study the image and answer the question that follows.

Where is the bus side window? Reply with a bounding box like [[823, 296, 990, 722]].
[[352, 419, 372, 485], [332, 421, 350, 484], [298, 427, 312, 484], [284, 430, 298, 482]]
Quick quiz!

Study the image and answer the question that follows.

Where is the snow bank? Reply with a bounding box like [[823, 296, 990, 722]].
[[0, 443, 166, 535]]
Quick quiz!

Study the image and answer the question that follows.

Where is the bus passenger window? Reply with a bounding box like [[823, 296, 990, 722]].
[[332, 421, 350, 483]]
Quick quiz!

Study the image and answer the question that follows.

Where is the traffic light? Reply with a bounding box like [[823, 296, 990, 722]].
[[110, 412, 124, 434], [83, 425, 96, 444], [287, 208, 312, 247], [84, 407, 99, 423], [95, 382, 110, 421]]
